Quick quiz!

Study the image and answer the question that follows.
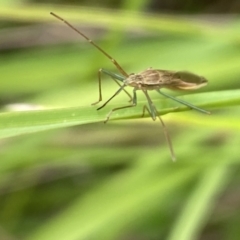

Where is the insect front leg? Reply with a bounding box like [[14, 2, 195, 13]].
[[91, 68, 104, 105], [103, 89, 137, 123], [111, 78, 133, 103], [91, 68, 132, 106]]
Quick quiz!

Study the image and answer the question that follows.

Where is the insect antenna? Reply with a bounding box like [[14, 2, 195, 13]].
[[50, 12, 128, 77]]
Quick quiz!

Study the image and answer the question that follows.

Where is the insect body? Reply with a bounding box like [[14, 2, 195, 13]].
[[50, 12, 210, 161]]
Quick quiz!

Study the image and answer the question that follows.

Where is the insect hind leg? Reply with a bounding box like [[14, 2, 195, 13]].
[[156, 90, 210, 115]]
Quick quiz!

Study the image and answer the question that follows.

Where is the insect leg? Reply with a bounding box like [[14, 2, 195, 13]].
[[156, 111, 176, 162], [112, 78, 133, 102], [103, 89, 137, 123], [142, 105, 156, 121], [156, 90, 210, 114], [142, 91, 156, 120], [97, 84, 127, 111], [92, 68, 132, 105], [91, 69, 103, 105], [143, 90, 176, 161]]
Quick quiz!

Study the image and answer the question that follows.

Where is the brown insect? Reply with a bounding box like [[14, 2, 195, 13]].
[[50, 12, 210, 161]]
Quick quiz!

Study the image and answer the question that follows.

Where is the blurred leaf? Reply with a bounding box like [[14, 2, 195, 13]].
[[1, 2, 240, 240], [167, 165, 231, 240]]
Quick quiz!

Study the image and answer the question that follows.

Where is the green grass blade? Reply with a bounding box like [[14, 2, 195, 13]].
[[0, 89, 239, 139]]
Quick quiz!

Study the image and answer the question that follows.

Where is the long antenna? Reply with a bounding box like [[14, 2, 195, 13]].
[[50, 12, 128, 77]]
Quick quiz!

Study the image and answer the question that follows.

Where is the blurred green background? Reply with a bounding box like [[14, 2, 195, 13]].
[[0, 0, 240, 240]]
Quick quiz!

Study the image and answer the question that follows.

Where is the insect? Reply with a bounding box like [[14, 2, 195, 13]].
[[50, 12, 210, 161]]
